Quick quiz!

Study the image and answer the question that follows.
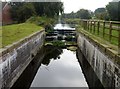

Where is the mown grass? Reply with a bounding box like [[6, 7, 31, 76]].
[[1, 23, 43, 48], [84, 25, 119, 46], [77, 26, 118, 53]]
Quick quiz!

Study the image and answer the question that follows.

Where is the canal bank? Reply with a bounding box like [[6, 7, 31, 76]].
[[0, 30, 45, 88], [77, 30, 120, 88]]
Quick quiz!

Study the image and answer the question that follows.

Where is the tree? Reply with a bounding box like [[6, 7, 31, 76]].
[[76, 9, 91, 19], [33, 2, 63, 17], [94, 8, 109, 20], [17, 3, 36, 22], [62, 11, 76, 19], [10, 2, 64, 23], [106, 2, 120, 21], [10, 2, 36, 23]]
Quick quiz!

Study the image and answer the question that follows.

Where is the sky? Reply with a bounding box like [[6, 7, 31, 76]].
[[61, 0, 113, 13], [1, 0, 118, 13]]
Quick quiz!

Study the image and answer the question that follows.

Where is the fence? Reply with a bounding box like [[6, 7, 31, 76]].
[[80, 19, 120, 55]]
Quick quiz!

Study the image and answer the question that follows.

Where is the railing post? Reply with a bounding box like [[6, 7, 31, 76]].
[[80, 19, 82, 27], [103, 21, 105, 38], [83, 20, 85, 30], [118, 26, 120, 55], [84, 20, 87, 30], [90, 21, 92, 32], [97, 21, 100, 35], [87, 21, 89, 31], [93, 21, 96, 34], [109, 21, 112, 42]]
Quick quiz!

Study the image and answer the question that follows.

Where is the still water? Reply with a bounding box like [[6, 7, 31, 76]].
[[11, 46, 104, 88], [30, 49, 88, 87]]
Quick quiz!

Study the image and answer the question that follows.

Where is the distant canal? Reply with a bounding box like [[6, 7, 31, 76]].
[[11, 45, 104, 88]]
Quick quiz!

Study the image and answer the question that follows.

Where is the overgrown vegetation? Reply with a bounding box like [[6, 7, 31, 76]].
[[26, 16, 55, 25], [45, 41, 65, 47]]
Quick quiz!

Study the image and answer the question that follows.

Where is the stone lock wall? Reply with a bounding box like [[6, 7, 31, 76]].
[[0, 30, 45, 88], [77, 32, 120, 88]]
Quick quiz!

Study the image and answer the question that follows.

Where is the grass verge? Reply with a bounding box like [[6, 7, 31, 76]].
[[77, 26, 118, 53], [1, 23, 43, 48]]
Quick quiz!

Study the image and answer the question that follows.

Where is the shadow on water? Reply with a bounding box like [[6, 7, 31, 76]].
[[11, 45, 104, 88]]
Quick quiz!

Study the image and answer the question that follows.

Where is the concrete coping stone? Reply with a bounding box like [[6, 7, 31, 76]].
[[0, 29, 45, 57], [78, 30, 120, 62]]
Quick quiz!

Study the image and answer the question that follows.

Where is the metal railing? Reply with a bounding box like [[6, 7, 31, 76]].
[[80, 19, 120, 55]]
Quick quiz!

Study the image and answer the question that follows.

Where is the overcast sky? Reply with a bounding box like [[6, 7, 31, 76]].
[[2, 0, 118, 13], [61, 0, 113, 13]]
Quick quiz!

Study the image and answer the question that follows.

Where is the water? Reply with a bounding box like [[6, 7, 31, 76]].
[[30, 49, 88, 87], [11, 46, 104, 88], [54, 23, 75, 30]]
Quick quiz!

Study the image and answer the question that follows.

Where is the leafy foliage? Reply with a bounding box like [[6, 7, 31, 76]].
[[10, 2, 63, 23], [94, 8, 109, 20], [10, 2, 36, 23], [106, 2, 120, 21], [33, 2, 63, 17], [76, 9, 91, 19], [62, 9, 92, 19]]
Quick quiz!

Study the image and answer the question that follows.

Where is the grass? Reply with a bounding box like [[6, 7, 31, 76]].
[[0, 30, 2, 48], [26, 16, 55, 26], [1, 23, 43, 48], [84, 24, 119, 46], [77, 26, 118, 53]]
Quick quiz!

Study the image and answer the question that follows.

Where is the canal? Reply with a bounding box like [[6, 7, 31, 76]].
[[11, 45, 104, 89]]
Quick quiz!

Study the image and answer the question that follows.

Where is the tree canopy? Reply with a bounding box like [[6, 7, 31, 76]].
[[10, 2, 63, 23], [106, 2, 120, 21], [62, 9, 92, 19], [94, 8, 109, 20], [76, 9, 91, 19]]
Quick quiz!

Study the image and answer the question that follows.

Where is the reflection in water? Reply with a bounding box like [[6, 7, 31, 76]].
[[42, 45, 63, 65], [11, 45, 105, 88], [30, 48, 88, 87]]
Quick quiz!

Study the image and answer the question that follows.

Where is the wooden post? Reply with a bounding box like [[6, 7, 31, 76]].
[[93, 21, 96, 34], [80, 20, 82, 27], [118, 26, 120, 55], [97, 21, 100, 35], [103, 21, 105, 38], [109, 22, 112, 42], [84, 20, 87, 30], [88, 21, 89, 31], [90, 21, 92, 32], [82, 20, 84, 28], [83, 20, 85, 30]]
